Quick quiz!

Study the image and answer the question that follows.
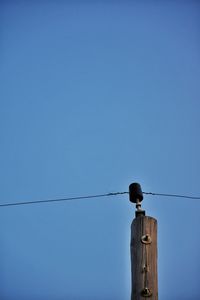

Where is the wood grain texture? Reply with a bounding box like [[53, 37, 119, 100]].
[[130, 216, 158, 300]]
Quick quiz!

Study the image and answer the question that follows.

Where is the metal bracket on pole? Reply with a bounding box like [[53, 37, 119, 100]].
[[141, 234, 152, 244], [141, 287, 153, 297]]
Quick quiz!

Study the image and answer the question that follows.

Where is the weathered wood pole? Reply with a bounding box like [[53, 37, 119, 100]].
[[129, 183, 158, 300]]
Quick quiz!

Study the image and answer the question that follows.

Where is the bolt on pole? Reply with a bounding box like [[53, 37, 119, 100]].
[[129, 183, 158, 300]]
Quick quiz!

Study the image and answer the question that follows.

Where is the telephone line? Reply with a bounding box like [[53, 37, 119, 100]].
[[0, 192, 128, 207], [143, 192, 200, 199], [0, 191, 200, 208]]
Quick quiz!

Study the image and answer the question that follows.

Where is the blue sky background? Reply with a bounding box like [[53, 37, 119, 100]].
[[0, 0, 200, 299]]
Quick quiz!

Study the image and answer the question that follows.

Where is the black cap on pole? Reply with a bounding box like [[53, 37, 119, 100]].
[[129, 183, 143, 203], [129, 183, 145, 217]]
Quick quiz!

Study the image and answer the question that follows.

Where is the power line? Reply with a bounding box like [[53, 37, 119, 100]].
[[143, 191, 200, 200], [0, 192, 128, 207], [0, 191, 200, 208]]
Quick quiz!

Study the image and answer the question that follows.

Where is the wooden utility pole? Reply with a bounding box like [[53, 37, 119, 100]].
[[129, 183, 158, 300]]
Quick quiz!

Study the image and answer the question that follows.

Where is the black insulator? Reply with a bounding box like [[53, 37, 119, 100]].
[[129, 183, 143, 203]]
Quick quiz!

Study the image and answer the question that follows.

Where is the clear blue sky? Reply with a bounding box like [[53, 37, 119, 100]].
[[1, 1, 200, 299]]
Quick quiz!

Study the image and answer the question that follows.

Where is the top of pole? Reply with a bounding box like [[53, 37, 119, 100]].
[[129, 183, 145, 217]]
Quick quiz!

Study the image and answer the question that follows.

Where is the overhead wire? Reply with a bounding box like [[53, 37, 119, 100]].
[[143, 191, 200, 200], [0, 191, 200, 208], [0, 192, 128, 207]]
